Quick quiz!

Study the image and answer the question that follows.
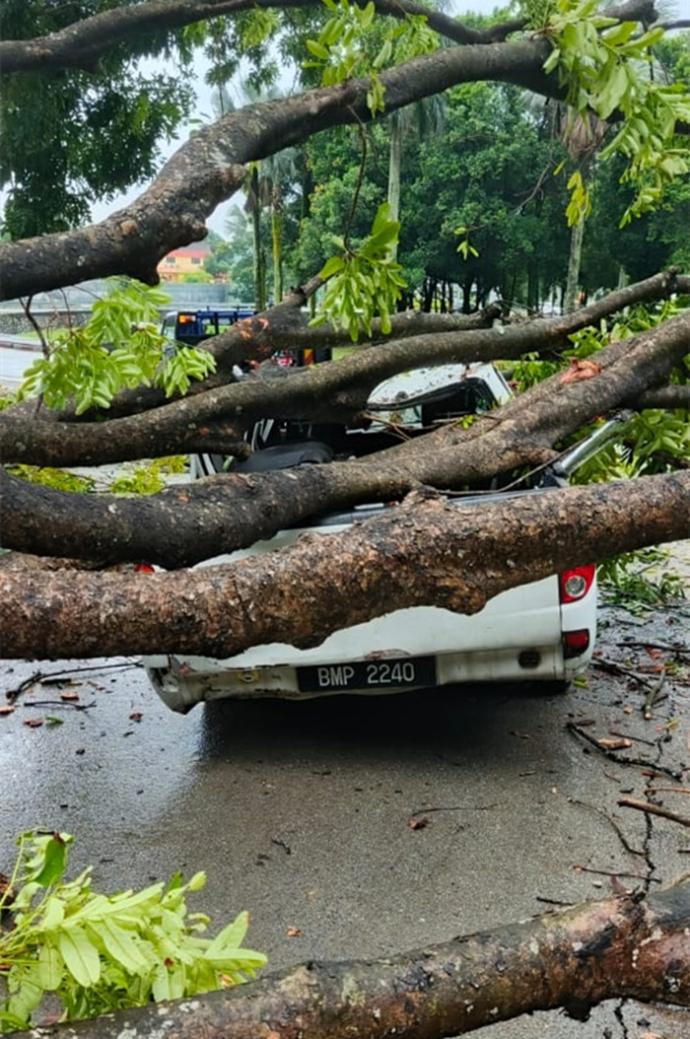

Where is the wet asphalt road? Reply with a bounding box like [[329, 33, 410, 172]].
[[2, 602, 690, 1038]]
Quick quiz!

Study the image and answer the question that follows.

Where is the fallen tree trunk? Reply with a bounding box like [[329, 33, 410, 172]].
[[1, 471, 688, 660], [12, 877, 690, 1038], [2, 272, 689, 470], [2, 298, 688, 567]]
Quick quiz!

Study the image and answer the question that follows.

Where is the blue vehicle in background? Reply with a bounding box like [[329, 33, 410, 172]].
[[161, 308, 256, 346], [161, 307, 328, 367]]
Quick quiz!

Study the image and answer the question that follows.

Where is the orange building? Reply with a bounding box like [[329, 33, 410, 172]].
[[157, 242, 211, 281]]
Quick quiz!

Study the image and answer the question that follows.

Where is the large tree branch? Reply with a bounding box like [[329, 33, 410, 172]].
[[0, 0, 656, 76], [1, 471, 688, 659], [3, 271, 687, 468], [10, 878, 690, 1038], [0, 0, 526, 76], [1, 300, 688, 567], [0, 38, 601, 301], [86, 303, 504, 421]]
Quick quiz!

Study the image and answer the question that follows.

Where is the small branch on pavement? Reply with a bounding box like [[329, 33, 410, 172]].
[[618, 797, 690, 829], [568, 798, 645, 858], [591, 657, 657, 689], [409, 804, 498, 816], [572, 864, 659, 883], [4, 661, 141, 703], [25, 699, 96, 711], [566, 722, 683, 780], [609, 729, 656, 747], [643, 673, 666, 720], [620, 640, 690, 659]]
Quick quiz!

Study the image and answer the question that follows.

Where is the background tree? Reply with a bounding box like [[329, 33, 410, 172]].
[[0, 0, 194, 238]]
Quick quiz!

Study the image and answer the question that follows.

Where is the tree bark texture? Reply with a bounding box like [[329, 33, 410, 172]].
[[10, 877, 690, 1039], [1, 471, 688, 660]]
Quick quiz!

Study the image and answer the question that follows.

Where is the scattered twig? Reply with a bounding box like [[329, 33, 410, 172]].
[[609, 729, 656, 747], [566, 722, 682, 781], [568, 798, 644, 858], [620, 640, 690, 659], [535, 896, 574, 907], [572, 864, 659, 884], [643, 672, 665, 720], [5, 661, 140, 703], [591, 658, 656, 689], [3, 671, 42, 704], [649, 786, 690, 796], [24, 700, 96, 711], [618, 797, 690, 829], [409, 804, 498, 816]]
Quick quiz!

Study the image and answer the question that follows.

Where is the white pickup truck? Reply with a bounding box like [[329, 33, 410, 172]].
[[143, 362, 626, 712]]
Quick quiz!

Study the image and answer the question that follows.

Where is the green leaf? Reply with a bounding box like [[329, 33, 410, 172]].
[[318, 255, 346, 280], [97, 919, 149, 973], [33, 834, 69, 887], [206, 912, 249, 957], [306, 38, 329, 59], [38, 942, 64, 990], [58, 926, 101, 986]]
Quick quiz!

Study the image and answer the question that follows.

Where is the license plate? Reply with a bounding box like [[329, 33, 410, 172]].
[[297, 656, 436, 693]]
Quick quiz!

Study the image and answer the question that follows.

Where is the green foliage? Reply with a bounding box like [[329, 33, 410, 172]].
[[541, 0, 690, 226], [0, 831, 266, 1032], [305, 0, 438, 114], [0, 2, 193, 238], [598, 548, 687, 606], [6, 467, 95, 494], [311, 202, 406, 339], [509, 300, 690, 604], [17, 281, 216, 414], [109, 457, 187, 496], [0, 392, 17, 413]]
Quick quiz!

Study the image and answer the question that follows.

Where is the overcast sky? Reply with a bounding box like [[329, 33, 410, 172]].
[[88, 0, 507, 235]]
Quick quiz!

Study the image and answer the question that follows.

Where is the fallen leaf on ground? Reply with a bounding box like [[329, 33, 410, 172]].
[[559, 358, 603, 385], [129, 711, 143, 722], [596, 737, 633, 751], [0, 705, 15, 716], [60, 691, 80, 702], [23, 717, 43, 728], [408, 816, 430, 830], [286, 927, 302, 938]]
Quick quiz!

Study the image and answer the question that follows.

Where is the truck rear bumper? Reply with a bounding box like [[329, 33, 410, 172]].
[[144, 641, 586, 713]]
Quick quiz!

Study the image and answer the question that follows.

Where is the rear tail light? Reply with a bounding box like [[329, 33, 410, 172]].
[[563, 629, 590, 658], [559, 564, 595, 604], [135, 563, 155, 574]]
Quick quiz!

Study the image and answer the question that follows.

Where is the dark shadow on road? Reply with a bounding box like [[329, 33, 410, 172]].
[[197, 682, 568, 769]]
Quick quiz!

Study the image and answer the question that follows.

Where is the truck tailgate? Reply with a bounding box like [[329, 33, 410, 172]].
[[162, 525, 562, 669]]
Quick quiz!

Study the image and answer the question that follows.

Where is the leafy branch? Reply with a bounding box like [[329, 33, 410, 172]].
[[0, 832, 266, 1033], [311, 201, 406, 340], [305, 0, 438, 116], [17, 280, 216, 414], [541, 0, 690, 226]]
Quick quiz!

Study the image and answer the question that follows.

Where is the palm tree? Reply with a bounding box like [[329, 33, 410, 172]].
[[386, 96, 445, 261], [561, 111, 607, 313]]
